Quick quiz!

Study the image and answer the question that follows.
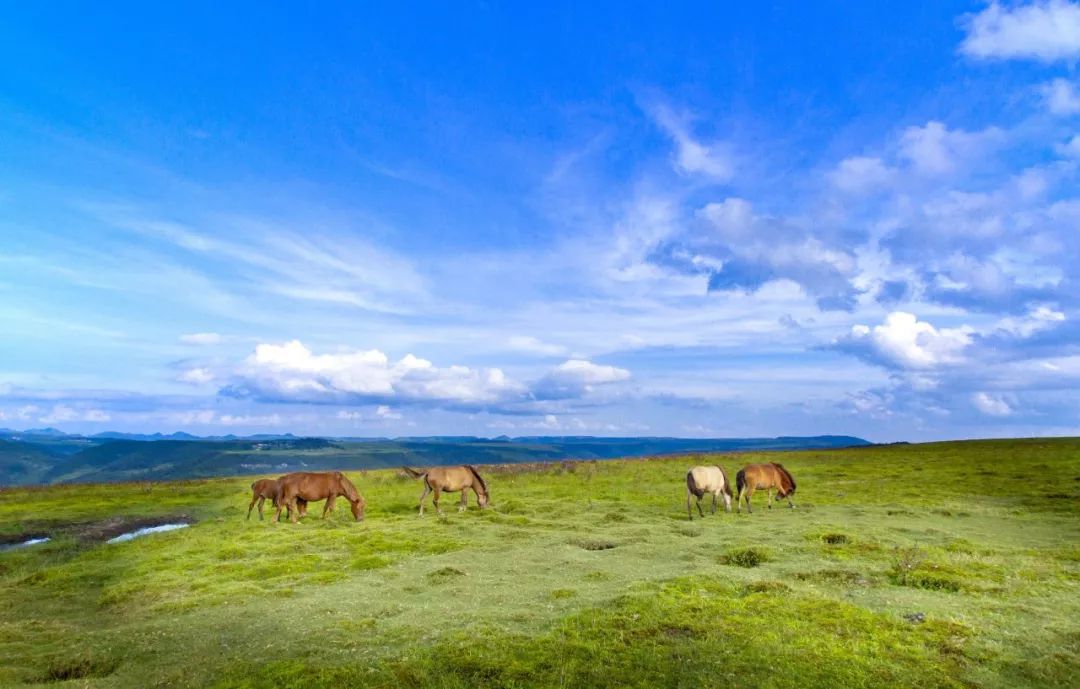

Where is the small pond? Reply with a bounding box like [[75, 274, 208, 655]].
[[106, 523, 190, 544], [0, 537, 51, 552]]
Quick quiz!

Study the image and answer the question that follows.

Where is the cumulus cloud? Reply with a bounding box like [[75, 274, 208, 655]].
[[898, 121, 1003, 175], [972, 391, 1013, 416], [225, 340, 524, 407], [532, 359, 631, 400], [180, 332, 222, 345], [961, 1, 1080, 62], [833, 312, 974, 370], [828, 156, 895, 194], [1041, 78, 1080, 115], [696, 198, 860, 310]]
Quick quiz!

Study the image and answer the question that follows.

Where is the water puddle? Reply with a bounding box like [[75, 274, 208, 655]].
[[0, 537, 50, 552], [106, 523, 190, 544]]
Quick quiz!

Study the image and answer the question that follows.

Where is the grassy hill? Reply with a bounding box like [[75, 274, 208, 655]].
[[0, 438, 1077, 687]]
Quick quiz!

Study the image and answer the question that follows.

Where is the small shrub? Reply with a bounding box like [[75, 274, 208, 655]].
[[575, 539, 617, 551], [36, 655, 119, 682], [821, 533, 849, 545], [719, 547, 770, 568], [888, 547, 964, 592], [744, 580, 790, 594], [428, 566, 467, 581]]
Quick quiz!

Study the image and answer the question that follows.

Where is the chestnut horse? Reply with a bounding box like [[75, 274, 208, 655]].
[[402, 465, 489, 516], [273, 471, 366, 524], [735, 462, 796, 513], [247, 478, 307, 520], [685, 465, 733, 520]]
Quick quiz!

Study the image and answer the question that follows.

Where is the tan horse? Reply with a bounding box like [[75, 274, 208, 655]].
[[402, 465, 489, 516], [247, 478, 307, 520], [685, 465, 733, 520], [273, 471, 366, 524], [735, 462, 796, 513]]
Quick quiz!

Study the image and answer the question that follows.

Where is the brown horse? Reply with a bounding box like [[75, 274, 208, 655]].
[[247, 478, 307, 520], [273, 471, 366, 524], [402, 465, 489, 516], [685, 465, 733, 519], [735, 462, 796, 513]]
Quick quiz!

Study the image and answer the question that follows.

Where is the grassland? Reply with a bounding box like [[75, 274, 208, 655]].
[[0, 438, 1078, 688]]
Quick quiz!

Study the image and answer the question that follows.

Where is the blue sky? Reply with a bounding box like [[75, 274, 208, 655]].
[[1, 1, 1078, 441]]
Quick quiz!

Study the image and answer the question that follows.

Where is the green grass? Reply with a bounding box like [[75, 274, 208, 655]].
[[0, 438, 1078, 687]]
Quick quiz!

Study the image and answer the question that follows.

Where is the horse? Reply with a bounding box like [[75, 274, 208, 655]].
[[247, 478, 307, 520], [685, 465, 733, 520], [401, 465, 489, 516], [273, 471, 366, 524], [735, 462, 796, 513]]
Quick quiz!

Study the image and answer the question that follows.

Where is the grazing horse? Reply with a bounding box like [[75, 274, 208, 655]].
[[247, 478, 307, 520], [402, 465, 489, 516], [735, 462, 796, 513], [273, 471, 366, 524], [685, 465, 733, 520]]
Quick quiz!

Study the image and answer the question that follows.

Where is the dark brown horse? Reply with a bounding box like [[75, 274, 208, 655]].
[[735, 462, 796, 513], [247, 478, 307, 520], [402, 465, 489, 516], [273, 471, 366, 524]]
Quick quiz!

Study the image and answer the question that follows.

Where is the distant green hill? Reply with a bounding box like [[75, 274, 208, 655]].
[[0, 434, 871, 486]]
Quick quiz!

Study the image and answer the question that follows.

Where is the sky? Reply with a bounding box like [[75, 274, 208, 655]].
[[1, 1, 1079, 441]]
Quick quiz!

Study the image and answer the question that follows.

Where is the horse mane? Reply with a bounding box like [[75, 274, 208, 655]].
[[464, 465, 488, 494], [714, 465, 733, 497], [338, 473, 361, 502], [772, 462, 796, 495]]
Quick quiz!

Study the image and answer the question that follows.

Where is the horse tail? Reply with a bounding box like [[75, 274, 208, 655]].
[[736, 468, 746, 495], [716, 466, 733, 497], [464, 465, 488, 495], [401, 466, 427, 479]]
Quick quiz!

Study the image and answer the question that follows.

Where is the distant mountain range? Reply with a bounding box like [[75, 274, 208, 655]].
[[0, 428, 871, 487]]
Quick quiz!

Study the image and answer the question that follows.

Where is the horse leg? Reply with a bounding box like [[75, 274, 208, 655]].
[[258, 496, 266, 521], [418, 483, 431, 517], [288, 497, 300, 524], [722, 490, 732, 513], [766, 487, 773, 509], [744, 487, 754, 514], [433, 487, 443, 515], [711, 492, 718, 515], [247, 494, 258, 520], [323, 495, 336, 519], [272, 497, 284, 523], [458, 490, 468, 512], [687, 489, 694, 520]]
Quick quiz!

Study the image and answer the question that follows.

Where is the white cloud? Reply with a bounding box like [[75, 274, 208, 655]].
[[651, 105, 733, 180], [898, 121, 1003, 175], [961, 1, 1080, 62], [837, 312, 974, 370], [1056, 134, 1080, 158], [828, 156, 895, 194], [37, 405, 111, 424], [995, 305, 1066, 337], [376, 405, 402, 420], [218, 413, 283, 426], [180, 332, 222, 345], [231, 340, 524, 406], [1041, 78, 1080, 115], [178, 367, 215, 385], [972, 392, 1013, 416], [546, 359, 631, 385], [336, 410, 363, 420], [506, 335, 568, 357]]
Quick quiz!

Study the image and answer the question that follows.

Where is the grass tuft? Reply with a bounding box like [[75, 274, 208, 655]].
[[718, 546, 770, 568]]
